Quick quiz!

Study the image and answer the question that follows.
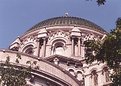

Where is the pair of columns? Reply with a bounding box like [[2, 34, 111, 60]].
[[37, 36, 81, 57], [37, 37, 47, 57], [71, 37, 81, 56]]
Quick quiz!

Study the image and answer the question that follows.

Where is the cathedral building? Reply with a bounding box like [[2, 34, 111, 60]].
[[0, 15, 112, 86]]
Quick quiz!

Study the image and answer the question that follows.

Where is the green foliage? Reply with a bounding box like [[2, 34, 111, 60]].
[[85, 18, 121, 86], [0, 53, 40, 86], [111, 68, 121, 86], [116, 18, 121, 28], [84, 40, 102, 63], [87, 0, 106, 5], [96, 0, 106, 5], [0, 65, 28, 86], [0, 54, 29, 86]]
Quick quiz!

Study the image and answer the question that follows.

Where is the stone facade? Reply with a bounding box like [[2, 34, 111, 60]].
[[0, 16, 112, 86]]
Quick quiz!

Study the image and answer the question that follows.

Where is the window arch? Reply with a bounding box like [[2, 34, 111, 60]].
[[69, 69, 75, 76], [52, 40, 66, 55], [54, 42, 64, 55], [23, 45, 34, 55], [76, 71, 83, 81]]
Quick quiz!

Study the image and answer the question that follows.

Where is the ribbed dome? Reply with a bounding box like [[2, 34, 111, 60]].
[[28, 16, 106, 33]]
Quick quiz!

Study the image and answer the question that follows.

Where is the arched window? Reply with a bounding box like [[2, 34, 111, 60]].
[[76, 71, 83, 81], [91, 70, 98, 86], [52, 40, 66, 55], [69, 69, 75, 76], [102, 67, 110, 82], [23, 45, 34, 55], [54, 42, 64, 55]]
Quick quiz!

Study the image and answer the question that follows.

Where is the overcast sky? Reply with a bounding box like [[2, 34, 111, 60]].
[[0, 0, 121, 48]]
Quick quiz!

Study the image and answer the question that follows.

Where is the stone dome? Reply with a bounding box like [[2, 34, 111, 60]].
[[27, 16, 106, 33]]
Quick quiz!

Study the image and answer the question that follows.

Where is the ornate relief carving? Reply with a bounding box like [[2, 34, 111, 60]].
[[48, 30, 69, 42], [22, 35, 37, 44], [82, 33, 100, 42]]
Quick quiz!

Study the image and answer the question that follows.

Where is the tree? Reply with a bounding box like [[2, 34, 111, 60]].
[[0, 53, 39, 86], [87, 0, 106, 5], [96, 0, 106, 5], [0, 54, 29, 86], [84, 18, 121, 86]]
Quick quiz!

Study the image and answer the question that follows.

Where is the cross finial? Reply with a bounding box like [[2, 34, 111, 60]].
[[65, 12, 69, 17]]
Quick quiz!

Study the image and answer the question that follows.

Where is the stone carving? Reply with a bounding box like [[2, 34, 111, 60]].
[[91, 70, 98, 86], [102, 67, 110, 82], [48, 30, 69, 41]]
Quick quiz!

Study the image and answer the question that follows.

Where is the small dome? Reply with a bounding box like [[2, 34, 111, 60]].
[[27, 16, 106, 33]]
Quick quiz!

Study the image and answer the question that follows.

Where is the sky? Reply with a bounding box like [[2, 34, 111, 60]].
[[0, 0, 121, 48]]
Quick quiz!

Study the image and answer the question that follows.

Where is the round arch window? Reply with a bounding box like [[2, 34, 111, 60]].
[[77, 71, 83, 81], [53, 41, 65, 55], [69, 69, 75, 76], [23, 45, 34, 55], [54, 42, 64, 54]]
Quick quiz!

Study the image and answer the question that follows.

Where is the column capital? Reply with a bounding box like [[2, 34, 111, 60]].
[[42, 36, 48, 40], [71, 36, 76, 38], [36, 38, 40, 42], [71, 35, 81, 39], [78, 36, 81, 39]]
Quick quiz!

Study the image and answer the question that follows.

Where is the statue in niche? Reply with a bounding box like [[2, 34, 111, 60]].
[[91, 70, 98, 86], [102, 67, 110, 82]]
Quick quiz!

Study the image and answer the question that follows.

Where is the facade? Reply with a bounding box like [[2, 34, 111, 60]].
[[0, 16, 112, 86]]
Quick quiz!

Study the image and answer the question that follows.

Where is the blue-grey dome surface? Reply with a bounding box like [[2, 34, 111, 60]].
[[27, 16, 106, 33]]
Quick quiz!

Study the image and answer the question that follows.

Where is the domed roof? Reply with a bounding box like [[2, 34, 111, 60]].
[[27, 16, 106, 33]]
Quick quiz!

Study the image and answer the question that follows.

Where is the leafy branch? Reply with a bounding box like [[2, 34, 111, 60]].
[[84, 18, 121, 86], [0, 53, 39, 86]]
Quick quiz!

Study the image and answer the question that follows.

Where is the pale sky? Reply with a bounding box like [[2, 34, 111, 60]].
[[0, 0, 121, 48]]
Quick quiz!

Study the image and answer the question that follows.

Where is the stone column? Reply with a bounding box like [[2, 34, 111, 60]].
[[78, 37, 81, 56], [81, 38, 85, 58], [36, 38, 40, 57], [43, 37, 46, 57], [71, 37, 75, 56]]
